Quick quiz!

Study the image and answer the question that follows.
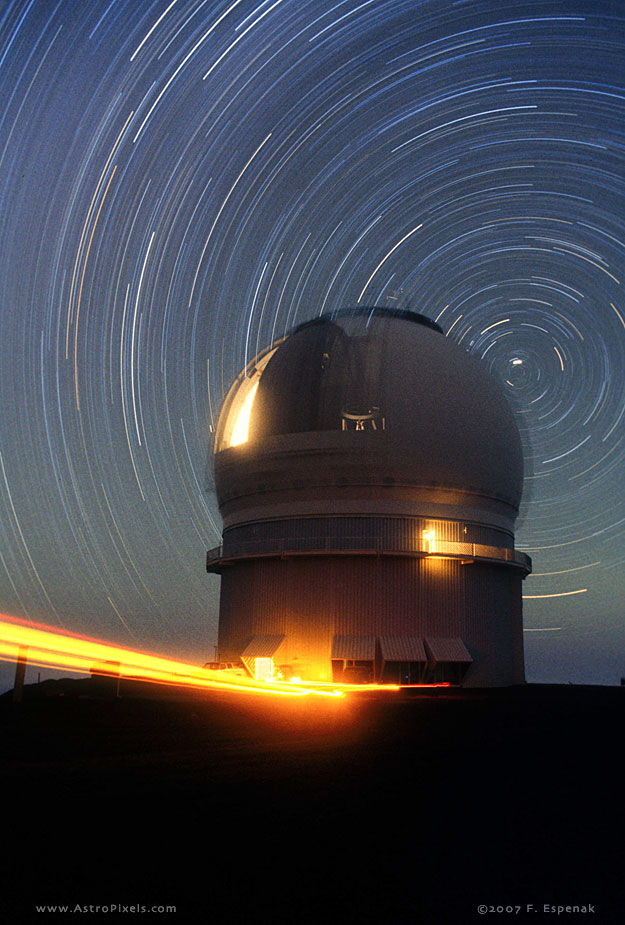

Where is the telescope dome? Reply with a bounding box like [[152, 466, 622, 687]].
[[208, 305, 531, 688], [214, 307, 523, 531]]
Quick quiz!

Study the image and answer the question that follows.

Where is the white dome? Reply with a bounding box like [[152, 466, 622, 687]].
[[214, 308, 523, 530], [211, 307, 529, 689]]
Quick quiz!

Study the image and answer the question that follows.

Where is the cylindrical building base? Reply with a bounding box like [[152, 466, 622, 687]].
[[217, 554, 525, 687]]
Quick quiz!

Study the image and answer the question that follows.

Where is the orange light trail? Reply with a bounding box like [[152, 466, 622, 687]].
[[0, 616, 450, 700], [0, 616, 329, 698]]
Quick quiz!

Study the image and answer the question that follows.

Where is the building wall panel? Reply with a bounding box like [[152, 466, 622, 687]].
[[218, 553, 524, 685], [461, 563, 525, 686]]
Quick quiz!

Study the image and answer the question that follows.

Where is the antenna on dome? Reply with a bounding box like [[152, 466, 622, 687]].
[[386, 287, 404, 306]]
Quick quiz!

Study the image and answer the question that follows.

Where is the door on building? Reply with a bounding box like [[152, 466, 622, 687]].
[[332, 659, 374, 683], [381, 661, 425, 684], [254, 657, 274, 681]]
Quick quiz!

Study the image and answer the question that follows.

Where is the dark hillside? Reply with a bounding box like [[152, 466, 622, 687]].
[[1, 681, 622, 923]]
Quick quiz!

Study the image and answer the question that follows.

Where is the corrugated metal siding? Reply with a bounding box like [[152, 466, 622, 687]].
[[418, 558, 464, 635], [461, 563, 525, 686], [379, 636, 427, 662], [219, 556, 464, 651], [217, 551, 525, 686], [331, 635, 376, 659], [425, 637, 472, 663], [331, 557, 464, 638]]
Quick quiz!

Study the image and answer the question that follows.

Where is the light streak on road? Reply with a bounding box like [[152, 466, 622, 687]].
[[0, 616, 445, 700]]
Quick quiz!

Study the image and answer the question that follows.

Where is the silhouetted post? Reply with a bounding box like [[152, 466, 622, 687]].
[[13, 646, 28, 703]]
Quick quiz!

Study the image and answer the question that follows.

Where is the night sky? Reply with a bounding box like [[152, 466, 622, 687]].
[[1, 0, 624, 691]]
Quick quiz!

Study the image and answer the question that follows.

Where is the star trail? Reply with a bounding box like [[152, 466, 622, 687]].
[[0, 0, 624, 688]]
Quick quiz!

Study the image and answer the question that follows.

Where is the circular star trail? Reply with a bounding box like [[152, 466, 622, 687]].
[[0, 0, 624, 686]]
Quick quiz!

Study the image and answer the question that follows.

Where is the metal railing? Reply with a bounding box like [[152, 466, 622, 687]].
[[206, 537, 531, 572]]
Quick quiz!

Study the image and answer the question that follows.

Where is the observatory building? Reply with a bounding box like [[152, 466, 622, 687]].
[[207, 307, 531, 687]]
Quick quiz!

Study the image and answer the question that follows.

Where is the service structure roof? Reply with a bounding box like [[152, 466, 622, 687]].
[[240, 634, 286, 658], [331, 635, 376, 660], [379, 636, 427, 662], [424, 637, 473, 664]]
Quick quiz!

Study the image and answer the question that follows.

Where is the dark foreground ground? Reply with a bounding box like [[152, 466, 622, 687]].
[[1, 680, 623, 924]]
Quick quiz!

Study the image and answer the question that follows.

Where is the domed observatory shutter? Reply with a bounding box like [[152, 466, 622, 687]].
[[248, 319, 350, 438], [340, 327, 386, 431]]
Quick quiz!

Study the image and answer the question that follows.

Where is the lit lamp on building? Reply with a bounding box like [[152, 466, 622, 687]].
[[207, 306, 531, 687]]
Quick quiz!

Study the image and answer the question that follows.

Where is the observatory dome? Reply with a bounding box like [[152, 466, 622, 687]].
[[209, 306, 531, 688], [214, 307, 523, 535]]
